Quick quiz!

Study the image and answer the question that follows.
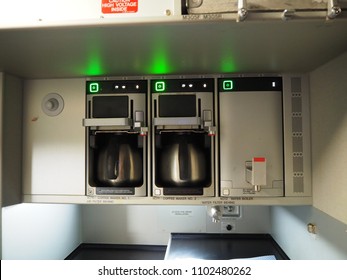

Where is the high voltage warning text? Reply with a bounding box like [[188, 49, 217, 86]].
[[102, 0, 138, 14]]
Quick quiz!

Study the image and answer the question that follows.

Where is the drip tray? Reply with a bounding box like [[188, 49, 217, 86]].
[[164, 233, 289, 260]]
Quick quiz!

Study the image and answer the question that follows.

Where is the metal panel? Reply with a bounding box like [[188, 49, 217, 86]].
[[22, 78, 86, 196], [1, 74, 23, 207], [22, 75, 313, 205], [282, 74, 312, 197], [219, 86, 284, 197], [0, 0, 181, 25], [310, 51, 347, 225], [186, 0, 347, 14], [1, 20, 347, 79]]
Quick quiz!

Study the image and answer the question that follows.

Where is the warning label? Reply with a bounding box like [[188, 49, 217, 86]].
[[102, 0, 138, 14]]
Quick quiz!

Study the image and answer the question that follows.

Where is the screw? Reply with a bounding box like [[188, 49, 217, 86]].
[[328, 6, 342, 19], [332, 6, 342, 16], [226, 224, 233, 231], [224, 206, 235, 213], [307, 223, 317, 234], [238, 8, 248, 21]]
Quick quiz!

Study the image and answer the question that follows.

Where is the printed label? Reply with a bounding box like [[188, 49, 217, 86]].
[[102, 0, 138, 14], [171, 210, 193, 217]]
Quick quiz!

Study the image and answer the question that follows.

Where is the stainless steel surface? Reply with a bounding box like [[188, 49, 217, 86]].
[[134, 111, 145, 128], [208, 206, 222, 223], [237, 0, 248, 22], [96, 136, 142, 188], [153, 117, 201, 126], [187, 0, 347, 14], [83, 118, 133, 128], [281, 9, 296, 21], [157, 138, 209, 188], [327, 0, 342, 19]]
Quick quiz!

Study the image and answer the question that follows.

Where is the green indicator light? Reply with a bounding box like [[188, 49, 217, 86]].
[[89, 82, 99, 93], [155, 81, 165, 92], [223, 80, 233, 91]]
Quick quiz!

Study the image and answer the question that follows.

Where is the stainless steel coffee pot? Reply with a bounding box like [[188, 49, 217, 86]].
[[97, 136, 143, 188], [158, 136, 210, 188]]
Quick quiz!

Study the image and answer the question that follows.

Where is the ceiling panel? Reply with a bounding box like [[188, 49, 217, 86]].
[[0, 19, 347, 78]]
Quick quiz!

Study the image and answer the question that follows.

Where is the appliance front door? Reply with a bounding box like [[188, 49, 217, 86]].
[[219, 89, 284, 197]]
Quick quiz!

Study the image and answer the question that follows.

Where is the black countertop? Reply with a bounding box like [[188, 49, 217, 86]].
[[165, 233, 289, 260], [65, 244, 167, 260], [65, 233, 288, 260]]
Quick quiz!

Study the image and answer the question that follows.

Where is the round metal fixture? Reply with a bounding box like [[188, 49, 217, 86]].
[[41, 93, 64, 116]]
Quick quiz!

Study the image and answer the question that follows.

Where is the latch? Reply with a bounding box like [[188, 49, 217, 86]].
[[203, 110, 216, 136], [237, 0, 248, 22], [327, 0, 342, 19], [246, 157, 266, 192], [186, 0, 203, 9], [134, 111, 148, 136], [281, 9, 296, 21]]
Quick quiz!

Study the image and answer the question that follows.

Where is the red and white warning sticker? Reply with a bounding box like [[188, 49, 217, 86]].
[[102, 0, 138, 14]]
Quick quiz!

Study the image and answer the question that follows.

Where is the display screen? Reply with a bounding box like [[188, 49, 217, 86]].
[[92, 96, 128, 118], [158, 95, 196, 117]]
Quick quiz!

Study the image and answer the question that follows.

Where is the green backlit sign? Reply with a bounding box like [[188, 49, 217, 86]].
[[155, 81, 166, 92], [89, 82, 100, 93], [223, 80, 233, 91]]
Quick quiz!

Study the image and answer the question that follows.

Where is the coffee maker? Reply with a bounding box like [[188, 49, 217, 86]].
[[83, 79, 148, 196], [151, 78, 216, 196]]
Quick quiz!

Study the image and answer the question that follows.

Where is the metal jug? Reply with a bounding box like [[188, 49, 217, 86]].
[[158, 135, 210, 188], [97, 135, 143, 188]]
